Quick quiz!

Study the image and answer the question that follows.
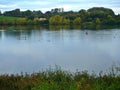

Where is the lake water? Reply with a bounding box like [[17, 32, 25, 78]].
[[0, 26, 120, 74]]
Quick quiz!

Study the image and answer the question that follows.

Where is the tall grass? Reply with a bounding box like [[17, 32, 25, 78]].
[[0, 65, 120, 90]]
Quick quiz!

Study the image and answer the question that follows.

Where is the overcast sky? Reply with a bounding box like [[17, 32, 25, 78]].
[[0, 0, 120, 14]]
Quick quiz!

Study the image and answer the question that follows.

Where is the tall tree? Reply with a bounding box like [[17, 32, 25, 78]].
[[3, 9, 21, 17], [0, 11, 2, 15]]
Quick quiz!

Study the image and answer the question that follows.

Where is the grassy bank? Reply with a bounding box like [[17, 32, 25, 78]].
[[0, 16, 18, 21], [0, 15, 48, 25], [0, 66, 120, 90]]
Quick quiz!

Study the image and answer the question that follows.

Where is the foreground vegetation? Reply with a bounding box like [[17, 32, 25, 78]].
[[0, 65, 120, 90]]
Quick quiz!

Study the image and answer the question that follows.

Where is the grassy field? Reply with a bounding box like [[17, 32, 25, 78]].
[[0, 16, 18, 21], [0, 65, 120, 90]]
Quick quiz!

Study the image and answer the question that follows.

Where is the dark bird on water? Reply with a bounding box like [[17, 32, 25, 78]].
[[86, 32, 88, 35]]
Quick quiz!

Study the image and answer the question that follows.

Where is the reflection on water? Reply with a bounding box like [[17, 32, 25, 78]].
[[0, 26, 120, 74], [0, 25, 119, 31]]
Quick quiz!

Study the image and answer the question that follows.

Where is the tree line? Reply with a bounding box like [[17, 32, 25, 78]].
[[0, 7, 120, 28]]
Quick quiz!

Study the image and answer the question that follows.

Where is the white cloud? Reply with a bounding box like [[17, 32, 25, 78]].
[[0, 4, 7, 8], [0, 4, 17, 9], [19, 1, 52, 6], [112, 7, 120, 14], [0, 0, 119, 14]]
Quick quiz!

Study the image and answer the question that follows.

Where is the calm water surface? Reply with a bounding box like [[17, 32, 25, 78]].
[[0, 26, 120, 74]]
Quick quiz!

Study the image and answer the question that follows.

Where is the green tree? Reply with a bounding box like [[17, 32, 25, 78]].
[[3, 9, 21, 17], [15, 18, 27, 25], [73, 17, 81, 25], [0, 11, 2, 15], [78, 9, 87, 22], [49, 15, 63, 25], [63, 18, 70, 25], [83, 21, 94, 29], [87, 7, 115, 23], [95, 18, 101, 25], [27, 20, 33, 25], [102, 15, 115, 25], [27, 15, 34, 20], [107, 15, 113, 19]]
